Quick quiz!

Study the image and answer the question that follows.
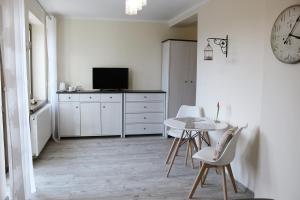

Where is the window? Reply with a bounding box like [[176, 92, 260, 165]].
[[28, 12, 47, 107]]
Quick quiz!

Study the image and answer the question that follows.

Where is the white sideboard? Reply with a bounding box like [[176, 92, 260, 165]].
[[58, 91, 166, 138]]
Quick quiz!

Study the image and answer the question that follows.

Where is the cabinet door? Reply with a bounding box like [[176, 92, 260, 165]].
[[59, 102, 80, 137], [80, 103, 101, 136], [101, 103, 122, 136]]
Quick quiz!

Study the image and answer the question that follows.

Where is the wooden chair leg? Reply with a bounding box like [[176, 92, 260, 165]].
[[166, 132, 184, 177], [221, 166, 228, 200], [189, 142, 194, 169], [176, 139, 185, 156], [188, 164, 207, 199], [226, 164, 238, 193], [185, 140, 190, 166], [201, 167, 209, 187], [165, 138, 178, 164]]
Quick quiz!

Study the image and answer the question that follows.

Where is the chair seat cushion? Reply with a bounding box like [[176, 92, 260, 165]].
[[192, 147, 216, 164], [167, 129, 188, 138]]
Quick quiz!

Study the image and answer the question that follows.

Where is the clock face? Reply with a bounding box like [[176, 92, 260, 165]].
[[271, 5, 300, 64]]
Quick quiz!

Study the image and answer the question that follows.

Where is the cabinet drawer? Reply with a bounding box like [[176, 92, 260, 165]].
[[58, 94, 80, 102], [101, 94, 122, 102], [125, 113, 164, 124], [79, 94, 101, 102], [126, 102, 164, 113], [125, 93, 164, 102], [125, 124, 164, 135]]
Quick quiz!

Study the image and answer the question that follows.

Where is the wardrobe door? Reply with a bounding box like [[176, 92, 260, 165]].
[[168, 41, 190, 118], [182, 42, 197, 106]]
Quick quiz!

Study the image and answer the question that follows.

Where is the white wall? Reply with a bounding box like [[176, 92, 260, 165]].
[[57, 18, 197, 90], [258, 0, 300, 198], [196, 0, 300, 199]]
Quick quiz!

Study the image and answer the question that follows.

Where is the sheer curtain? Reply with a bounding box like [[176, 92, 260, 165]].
[[46, 16, 59, 141], [0, 4, 7, 199], [0, 48, 7, 200], [2, 0, 36, 199]]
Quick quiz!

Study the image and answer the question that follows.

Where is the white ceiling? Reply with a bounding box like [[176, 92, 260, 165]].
[[39, 0, 205, 22]]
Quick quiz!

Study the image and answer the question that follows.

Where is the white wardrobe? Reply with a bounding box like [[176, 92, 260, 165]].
[[162, 39, 197, 118]]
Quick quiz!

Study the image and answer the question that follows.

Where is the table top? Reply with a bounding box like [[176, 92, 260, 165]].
[[164, 117, 228, 131]]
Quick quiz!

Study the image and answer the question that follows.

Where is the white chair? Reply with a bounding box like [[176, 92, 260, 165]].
[[165, 105, 202, 176], [188, 125, 247, 200]]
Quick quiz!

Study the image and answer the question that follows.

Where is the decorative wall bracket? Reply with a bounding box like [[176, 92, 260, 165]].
[[204, 35, 228, 60]]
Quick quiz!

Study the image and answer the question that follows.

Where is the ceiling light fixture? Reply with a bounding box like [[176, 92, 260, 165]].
[[126, 0, 147, 15]]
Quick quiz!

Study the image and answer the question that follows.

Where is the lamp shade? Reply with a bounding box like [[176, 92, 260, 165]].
[[204, 43, 213, 60]]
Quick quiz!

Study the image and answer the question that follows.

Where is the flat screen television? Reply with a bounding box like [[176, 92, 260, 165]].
[[93, 68, 128, 90]]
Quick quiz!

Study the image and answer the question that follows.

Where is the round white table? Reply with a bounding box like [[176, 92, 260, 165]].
[[164, 117, 228, 177]]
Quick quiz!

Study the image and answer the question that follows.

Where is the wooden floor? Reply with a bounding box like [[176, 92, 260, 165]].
[[31, 136, 253, 200]]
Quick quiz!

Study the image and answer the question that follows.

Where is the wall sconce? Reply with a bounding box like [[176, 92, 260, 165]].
[[204, 35, 228, 60]]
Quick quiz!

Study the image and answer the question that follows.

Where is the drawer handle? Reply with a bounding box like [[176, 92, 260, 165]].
[[144, 117, 147, 120], [89, 96, 92, 99], [103, 106, 106, 108], [144, 106, 147, 109], [144, 96, 147, 99], [143, 128, 146, 130], [110, 96, 113, 99], [68, 97, 71, 99], [75, 106, 79, 109]]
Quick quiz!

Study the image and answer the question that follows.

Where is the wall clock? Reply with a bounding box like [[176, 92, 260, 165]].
[[271, 5, 300, 64]]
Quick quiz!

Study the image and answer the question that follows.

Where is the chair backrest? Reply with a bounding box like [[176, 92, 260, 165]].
[[215, 125, 247, 165], [176, 105, 201, 118]]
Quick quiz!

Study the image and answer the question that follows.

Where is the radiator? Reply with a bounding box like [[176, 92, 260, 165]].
[[30, 104, 52, 157]]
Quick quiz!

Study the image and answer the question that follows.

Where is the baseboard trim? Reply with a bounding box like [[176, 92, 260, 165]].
[[235, 179, 255, 198]]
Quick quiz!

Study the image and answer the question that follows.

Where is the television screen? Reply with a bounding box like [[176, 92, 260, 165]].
[[93, 68, 128, 89]]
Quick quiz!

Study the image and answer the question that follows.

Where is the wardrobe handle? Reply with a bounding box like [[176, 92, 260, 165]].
[[185, 81, 188, 83]]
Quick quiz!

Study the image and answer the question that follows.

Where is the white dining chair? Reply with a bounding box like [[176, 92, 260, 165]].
[[165, 105, 202, 176], [188, 125, 247, 200]]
